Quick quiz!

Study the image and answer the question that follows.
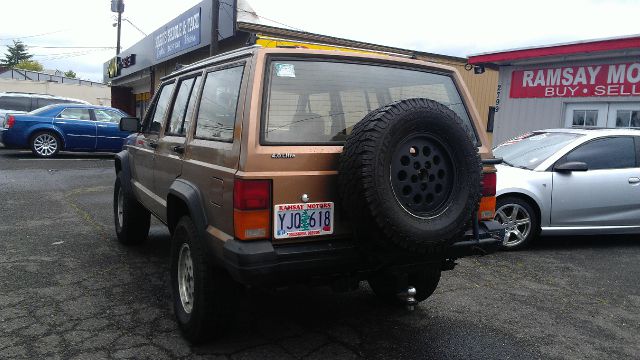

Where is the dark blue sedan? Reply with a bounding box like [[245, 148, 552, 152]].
[[0, 104, 130, 157]]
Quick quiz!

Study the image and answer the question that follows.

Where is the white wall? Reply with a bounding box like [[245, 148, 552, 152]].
[[493, 55, 640, 145], [0, 79, 111, 106]]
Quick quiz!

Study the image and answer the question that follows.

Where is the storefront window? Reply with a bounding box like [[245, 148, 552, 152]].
[[572, 110, 597, 126], [135, 92, 151, 119], [615, 110, 640, 128]]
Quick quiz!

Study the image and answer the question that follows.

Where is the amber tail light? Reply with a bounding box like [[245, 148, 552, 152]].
[[478, 172, 497, 220], [233, 178, 271, 240]]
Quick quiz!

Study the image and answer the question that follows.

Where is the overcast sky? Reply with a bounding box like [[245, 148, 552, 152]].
[[1, 0, 639, 82]]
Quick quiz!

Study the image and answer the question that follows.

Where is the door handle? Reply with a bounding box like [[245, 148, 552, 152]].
[[172, 145, 185, 154], [629, 177, 640, 184], [148, 141, 158, 149]]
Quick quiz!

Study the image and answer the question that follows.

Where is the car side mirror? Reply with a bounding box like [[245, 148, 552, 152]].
[[120, 117, 140, 132], [555, 161, 588, 172]]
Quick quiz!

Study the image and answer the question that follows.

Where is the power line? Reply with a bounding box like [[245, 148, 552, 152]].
[[0, 29, 66, 41], [34, 49, 112, 61]]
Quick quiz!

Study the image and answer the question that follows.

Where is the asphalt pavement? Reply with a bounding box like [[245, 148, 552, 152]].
[[1, 148, 639, 359]]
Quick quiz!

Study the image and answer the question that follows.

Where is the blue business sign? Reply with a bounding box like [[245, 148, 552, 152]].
[[154, 7, 201, 61]]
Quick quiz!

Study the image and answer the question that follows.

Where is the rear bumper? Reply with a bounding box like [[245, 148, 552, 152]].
[[223, 220, 505, 286], [0, 129, 22, 148]]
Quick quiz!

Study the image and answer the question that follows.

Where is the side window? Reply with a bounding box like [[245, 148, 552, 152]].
[[165, 75, 201, 136], [58, 108, 91, 120], [183, 76, 202, 134], [95, 109, 123, 123], [194, 66, 243, 141], [562, 137, 636, 170], [146, 82, 175, 133], [0, 96, 31, 112]]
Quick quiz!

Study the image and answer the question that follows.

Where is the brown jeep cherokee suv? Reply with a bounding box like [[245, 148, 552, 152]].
[[114, 46, 504, 343]]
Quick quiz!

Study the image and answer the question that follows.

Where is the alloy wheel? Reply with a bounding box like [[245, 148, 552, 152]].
[[494, 203, 531, 247], [33, 133, 58, 157]]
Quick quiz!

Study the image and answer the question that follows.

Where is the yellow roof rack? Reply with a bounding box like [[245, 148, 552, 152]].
[[255, 35, 392, 57]]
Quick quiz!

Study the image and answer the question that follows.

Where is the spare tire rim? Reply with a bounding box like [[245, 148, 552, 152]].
[[390, 134, 455, 218]]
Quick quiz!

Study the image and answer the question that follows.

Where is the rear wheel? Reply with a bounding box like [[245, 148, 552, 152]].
[[494, 196, 539, 250], [368, 266, 442, 304], [170, 216, 240, 344], [30, 131, 60, 158], [113, 172, 150, 245]]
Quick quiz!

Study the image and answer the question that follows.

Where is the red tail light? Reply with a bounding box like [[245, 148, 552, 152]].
[[481, 172, 496, 197], [233, 179, 271, 210], [6, 115, 15, 128], [233, 179, 272, 241]]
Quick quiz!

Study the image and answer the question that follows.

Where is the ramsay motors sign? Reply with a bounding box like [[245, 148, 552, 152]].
[[154, 7, 201, 60], [511, 63, 640, 98]]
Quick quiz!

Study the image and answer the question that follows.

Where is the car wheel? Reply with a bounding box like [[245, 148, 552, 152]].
[[368, 266, 442, 304], [170, 216, 240, 344], [494, 196, 539, 250], [113, 172, 150, 245], [339, 98, 481, 255], [30, 131, 61, 158]]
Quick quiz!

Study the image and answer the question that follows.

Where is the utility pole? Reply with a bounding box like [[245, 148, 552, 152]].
[[116, 11, 122, 55], [111, 0, 125, 55], [210, 0, 219, 57]]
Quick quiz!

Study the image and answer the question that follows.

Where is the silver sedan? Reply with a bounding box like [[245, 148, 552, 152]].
[[493, 128, 640, 249]]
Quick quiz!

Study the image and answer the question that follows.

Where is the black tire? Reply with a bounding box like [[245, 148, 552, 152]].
[[494, 196, 539, 250], [170, 216, 240, 344], [368, 266, 442, 304], [339, 98, 481, 254], [30, 131, 61, 158], [113, 172, 150, 245]]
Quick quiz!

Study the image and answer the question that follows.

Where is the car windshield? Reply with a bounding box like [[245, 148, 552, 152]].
[[263, 60, 477, 144], [493, 132, 583, 169]]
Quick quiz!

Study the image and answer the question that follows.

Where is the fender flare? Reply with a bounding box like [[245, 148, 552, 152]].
[[28, 125, 67, 150], [114, 150, 133, 193], [167, 179, 218, 260]]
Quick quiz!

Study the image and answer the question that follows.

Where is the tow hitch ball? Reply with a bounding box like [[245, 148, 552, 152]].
[[397, 286, 418, 311]]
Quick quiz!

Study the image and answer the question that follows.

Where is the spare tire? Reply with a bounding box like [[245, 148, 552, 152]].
[[338, 98, 481, 254]]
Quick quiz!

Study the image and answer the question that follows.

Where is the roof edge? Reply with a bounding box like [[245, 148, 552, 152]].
[[468, 33, 640, 65], [237, 21, 468, 63]]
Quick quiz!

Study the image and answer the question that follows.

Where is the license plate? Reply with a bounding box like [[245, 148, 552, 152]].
[[274, 202, 334, 239]]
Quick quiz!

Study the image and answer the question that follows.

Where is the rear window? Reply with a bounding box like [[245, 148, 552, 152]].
[[263, 60, 476, 144]]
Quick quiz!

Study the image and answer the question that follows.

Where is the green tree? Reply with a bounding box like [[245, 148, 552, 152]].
[[63, 70, 76, 78], [1, 40, 33, 67], [14, 59, 44, 72]]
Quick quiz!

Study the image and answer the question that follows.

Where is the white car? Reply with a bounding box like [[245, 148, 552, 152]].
[[493, 128, 640, 249]]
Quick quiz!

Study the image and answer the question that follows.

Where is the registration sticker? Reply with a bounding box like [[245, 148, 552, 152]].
[[274, 202, 334, 239], [275, 63, 296, 77]]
